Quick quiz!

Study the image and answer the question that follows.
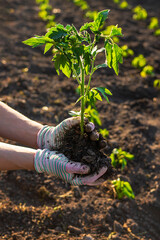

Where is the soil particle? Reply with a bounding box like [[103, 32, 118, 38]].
[[68, 225, 83, 235]]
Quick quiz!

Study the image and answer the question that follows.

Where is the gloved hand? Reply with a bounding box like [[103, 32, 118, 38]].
[[34, 149, 107, 186], [37, 117, 104, 150]]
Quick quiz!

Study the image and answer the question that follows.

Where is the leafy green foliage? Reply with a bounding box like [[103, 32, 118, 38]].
[[85, 106, 102, 126], [148, 17, 159, 30], [133, 6, 148, 21], [119, 1, 128, 9], [154, 29, 160, 36], [110, 148, 134, 170], [140, 65, 154, 78], [121, 45, 134, 57], [112, 178, 135, 199], [72, 0, 89, 10], [36, 0, 56, 28], [23, 10, 123, 133], [131, 54, 147, 69], [153, 79, 160, 89], [99, 128, 109, 138]]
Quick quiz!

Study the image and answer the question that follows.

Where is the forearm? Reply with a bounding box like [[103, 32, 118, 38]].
[[0, 142, 36, 170], [0, 102, 43, 148]]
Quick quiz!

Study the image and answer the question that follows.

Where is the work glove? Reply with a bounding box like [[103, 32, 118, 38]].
[[37, 117, 104, 150], [34, 149, 107, 186]]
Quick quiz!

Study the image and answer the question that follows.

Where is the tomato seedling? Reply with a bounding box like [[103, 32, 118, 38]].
[[112, 178, 135, 199], [121, 45, 134, 57], [153, 79, 160, 89], [140, 65, 154, 78], [132, 54, 146, 69], [132, 6, 147, 21], [23, 10, 123, 134], [110, 148, 134, 170], [148, 17, 159, 30]]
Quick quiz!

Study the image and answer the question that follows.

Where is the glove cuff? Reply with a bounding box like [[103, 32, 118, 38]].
[[37, 125, 54, 149]]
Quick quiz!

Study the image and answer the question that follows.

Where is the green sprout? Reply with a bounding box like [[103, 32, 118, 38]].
[[121, 45, 134, 57], [148, 17, 159, 30], [112, 178, 135, 199], [132, 54, 147, 69], [36, 0, 56, 28], [133, 5, 148, 21], [154, 29, 160, 36], [110, 148, 134, 170], [72, 0, 89, 11], [140, 65, 154, 78], [119, 1, 129, 9], [153, 79, 160, 89], [99, 128, 109, 138], [23, 10, 123, 134]]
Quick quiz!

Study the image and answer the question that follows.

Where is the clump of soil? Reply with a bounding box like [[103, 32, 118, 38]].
[[58, 126, 114, 180]]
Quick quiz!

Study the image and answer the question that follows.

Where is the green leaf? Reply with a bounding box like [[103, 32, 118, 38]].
[[44, 43, 53, 54], [94, 63, 107, 71], [23, 36, 48, 48], [112, 43, 123, 75], [53, 54, 71, 78], [111, 25, 123, 37], [80, 22, 93, 32], [95, 87, 112, 103], [92, 9, 110, 32], [105, 41, 112, 68], [45, 25, 68, 40]]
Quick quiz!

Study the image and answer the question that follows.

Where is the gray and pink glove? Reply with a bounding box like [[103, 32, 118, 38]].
[[37, 117, 98, 150], [34, 149, 107, 186], [35, 117, 107, 186]]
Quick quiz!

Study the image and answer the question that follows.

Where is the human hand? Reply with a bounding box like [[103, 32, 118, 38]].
[[34, 149, 107, 186], [37, 117, 106, 150]]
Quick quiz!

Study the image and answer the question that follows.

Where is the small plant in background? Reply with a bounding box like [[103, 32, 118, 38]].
[[99, 128, 109, 138], [148, 17, 159, 30], [132, 5, 148, 21], [140, 65, 154, 78], [110, 148, 134, 170], [132, 54, 146, 69], [153, 79, 160, 89], [119, 1, 129, 9], [36, 0, 56, 28], [121, 45, 134, 57], [113, 0, 129, 9], [72, 0, 89, 11], [23, 10, 123, 134], [112, 178, 135, 199], [154, 28, 160, 36]]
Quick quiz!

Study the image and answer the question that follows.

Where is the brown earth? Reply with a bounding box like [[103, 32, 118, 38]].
[[0, 0, 160, 239]]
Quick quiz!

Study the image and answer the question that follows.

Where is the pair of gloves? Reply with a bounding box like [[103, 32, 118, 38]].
[[35, 117, 108, 186]]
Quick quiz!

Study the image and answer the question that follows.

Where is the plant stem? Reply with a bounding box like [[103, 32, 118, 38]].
[[80, 67, 85, 135]]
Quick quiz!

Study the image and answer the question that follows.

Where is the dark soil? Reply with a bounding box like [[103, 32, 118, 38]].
[[0, 0, 160, 239], [58, 127, 113, 179]]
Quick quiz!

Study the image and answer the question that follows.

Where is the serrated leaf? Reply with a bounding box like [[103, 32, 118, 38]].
[[112, 43, 123, 75], [94, 87, 112, 103], [80, 22, 93, 31], [105, 41, 112, 68], [53, 54, 71, 78], [44, 43, 53, 54], [45, 26, 68, 40], [92, 10, 110, 31], [111, 25, 123, 37], [23, 36, 47, 48]]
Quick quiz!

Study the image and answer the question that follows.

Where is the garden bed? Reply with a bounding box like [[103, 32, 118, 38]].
[[0, 0, 160, 239]]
